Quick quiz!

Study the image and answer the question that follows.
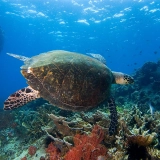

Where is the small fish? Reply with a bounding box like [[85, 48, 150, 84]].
[[149, 103, 155, 115], [154, 51, 158, 54], [86, 53, 106, 65]]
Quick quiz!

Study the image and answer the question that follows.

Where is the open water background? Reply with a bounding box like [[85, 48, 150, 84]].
[[0, 0, 160, 107]]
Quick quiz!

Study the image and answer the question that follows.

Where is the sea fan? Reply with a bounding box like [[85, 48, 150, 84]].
[[64, 125, 108, 160]]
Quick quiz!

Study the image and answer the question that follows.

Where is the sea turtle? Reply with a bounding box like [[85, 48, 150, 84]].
[[4, 50, 134, 135]]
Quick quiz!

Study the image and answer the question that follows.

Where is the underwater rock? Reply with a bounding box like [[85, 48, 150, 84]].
[[141, 62, 158, 74], [133, 61, 160, 90], [113, 60, 160, 112], [152, 81, 160, 91]]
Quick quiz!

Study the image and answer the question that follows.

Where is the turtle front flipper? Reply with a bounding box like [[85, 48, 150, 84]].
[[107, 97, 118, 136], [7, 53, 30, 61], [4, 86, 40, 110]]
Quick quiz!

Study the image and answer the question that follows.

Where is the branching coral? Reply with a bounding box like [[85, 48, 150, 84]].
[[0, 109, 14, 130], [45, 129, 72, 156], [64, 125, 108, 160], [147, 148, 160, 159], [10, 107, 51, 143], [123, 116, 160, 160], [48, 113, 82, 136], [44, 113, 89, 155], [46, 142, 61, 160]]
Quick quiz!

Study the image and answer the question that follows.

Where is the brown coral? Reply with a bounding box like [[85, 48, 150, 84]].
[[125, 134, 157, 160], [126, 134, 156, 147]]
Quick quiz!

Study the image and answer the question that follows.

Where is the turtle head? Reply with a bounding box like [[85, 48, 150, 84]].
[[112, 71, 134, 84]]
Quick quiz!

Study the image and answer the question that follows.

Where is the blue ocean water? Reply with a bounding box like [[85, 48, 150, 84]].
[[0, 0, 160, 108]]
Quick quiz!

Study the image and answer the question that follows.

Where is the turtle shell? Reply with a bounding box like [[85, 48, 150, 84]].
[[21, 50, 113, 111]]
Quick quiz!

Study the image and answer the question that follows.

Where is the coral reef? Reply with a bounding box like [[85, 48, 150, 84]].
[[1, 103, 160, 159], [113, 60, 160, 112]]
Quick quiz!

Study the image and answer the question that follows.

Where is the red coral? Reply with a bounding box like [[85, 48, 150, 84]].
[[21, 157, 27, 160], [46, 142, 61, 160], [65, 125, 108, 160], [28, 145, 37, 156]]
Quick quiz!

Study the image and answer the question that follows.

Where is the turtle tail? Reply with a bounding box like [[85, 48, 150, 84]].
[[107, 97, 118, 136], [4, 86, 40, 110]]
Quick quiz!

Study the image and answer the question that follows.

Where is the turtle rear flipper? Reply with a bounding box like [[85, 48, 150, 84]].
[[108, 97, 118, 136], [4, 86, 40, 110]]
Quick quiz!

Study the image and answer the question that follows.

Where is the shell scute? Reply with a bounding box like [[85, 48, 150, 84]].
[[21, 50, 113, 111]]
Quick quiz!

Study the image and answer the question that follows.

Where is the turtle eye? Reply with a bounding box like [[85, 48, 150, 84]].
[[124, 75, 134, 84]]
